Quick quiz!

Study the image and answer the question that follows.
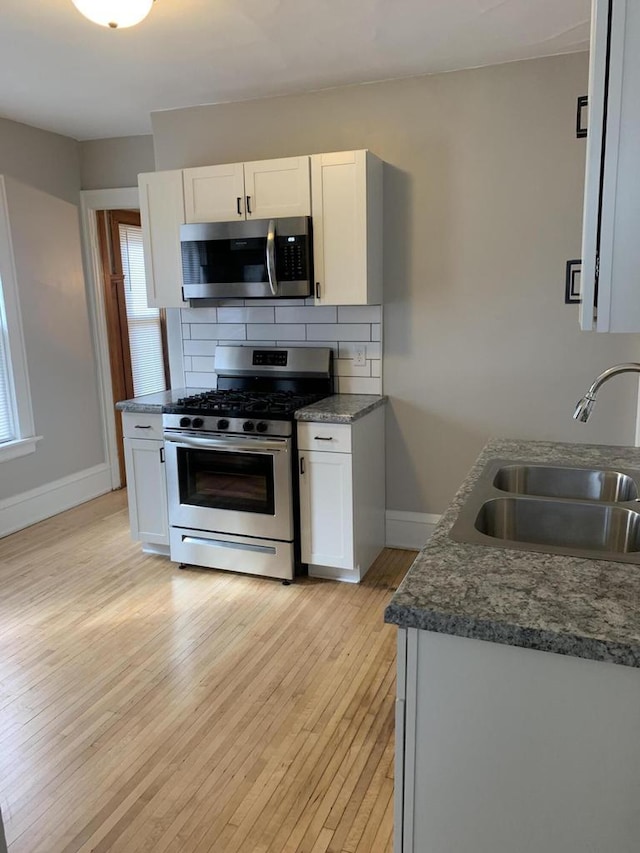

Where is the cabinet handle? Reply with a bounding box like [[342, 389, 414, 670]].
[[159, 447, 165, 463], [315, 281, 321, 300], [134, 424, 152, 429], [246, 195, 252, 215], [236, 196, 242, 216], [314, 436, 333, 441], [300, 457, 305, 475], [576, 95, 588, 139]]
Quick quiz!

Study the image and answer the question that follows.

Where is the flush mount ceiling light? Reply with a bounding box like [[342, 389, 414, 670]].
[[71, 0, 155, 29]]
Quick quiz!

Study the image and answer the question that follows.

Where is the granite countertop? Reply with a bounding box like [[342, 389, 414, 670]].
[[295, 394, 387, 423], [384, 438, 640, 668], [116, 388, 202, 413]]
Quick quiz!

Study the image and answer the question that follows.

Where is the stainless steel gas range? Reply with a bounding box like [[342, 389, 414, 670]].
[[162, 346, 333, 581]]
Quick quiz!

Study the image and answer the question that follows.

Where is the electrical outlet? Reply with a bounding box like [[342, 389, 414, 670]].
[[353, 345, 366, 367]]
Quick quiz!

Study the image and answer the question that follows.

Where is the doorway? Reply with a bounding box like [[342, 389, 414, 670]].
[[96, 209, 169, 485]]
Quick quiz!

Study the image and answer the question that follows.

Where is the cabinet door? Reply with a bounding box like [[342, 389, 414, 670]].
[[243, 157, 311, 219], [124, 438, 169, 545], [138, 171, 186, 308], [183, 163, 246, 223], [299, 450, 354, 568], [311, 150, 382, 306], [580, 0, 640, 332]]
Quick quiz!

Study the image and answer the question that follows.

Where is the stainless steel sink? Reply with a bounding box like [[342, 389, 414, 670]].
[[476, 497, 640, 553], [493, 464, 638, 502], [449, 458, 640, 564]]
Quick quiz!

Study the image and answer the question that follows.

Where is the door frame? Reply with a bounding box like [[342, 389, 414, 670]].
[[80, 187, 139, 490]]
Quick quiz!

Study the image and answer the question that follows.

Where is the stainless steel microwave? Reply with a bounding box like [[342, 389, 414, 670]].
[[180, 216, 312, 301]]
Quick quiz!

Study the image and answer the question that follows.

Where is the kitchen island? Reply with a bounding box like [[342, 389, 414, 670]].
[[385, 438, 640, 853]]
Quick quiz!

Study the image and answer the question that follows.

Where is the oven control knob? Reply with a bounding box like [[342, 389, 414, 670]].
[[256, 422, 268, 433], [179, 417, 192, 428], [192, 417, 204, 428], [243, 421, 255, 432], [217, 419, 229, 430]]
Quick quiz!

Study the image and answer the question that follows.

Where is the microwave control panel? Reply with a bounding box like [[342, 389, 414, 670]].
[[277, 235, 308, 282]]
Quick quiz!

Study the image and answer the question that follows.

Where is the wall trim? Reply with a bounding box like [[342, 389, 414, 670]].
[[385, 510, 440, 550], [79, 187, 139, 492], [0, 463, 112, 539]]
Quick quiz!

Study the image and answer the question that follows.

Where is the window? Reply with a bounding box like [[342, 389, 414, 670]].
[[119, 222, 166, 397], [0, 176, 39, 462]]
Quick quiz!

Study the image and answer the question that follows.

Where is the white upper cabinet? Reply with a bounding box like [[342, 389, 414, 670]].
[[138, 170, 187, 308], [580, 0, 640, 332], [183, 163, 245, 223], [311, 150, 383, 306], [243, 157, 311, 219], [183, 156, 310, 223]]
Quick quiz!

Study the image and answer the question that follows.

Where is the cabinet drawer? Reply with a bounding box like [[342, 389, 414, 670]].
[[122, 412, 164, 440], [298, 422, 352, 453]]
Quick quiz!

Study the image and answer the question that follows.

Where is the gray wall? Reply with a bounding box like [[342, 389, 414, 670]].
[[79, 135, 155, 190], [0, 116, 80, 204], [0, 177, 104, 500], [151, 52, 640, 514], [0, 119, 105, 501]]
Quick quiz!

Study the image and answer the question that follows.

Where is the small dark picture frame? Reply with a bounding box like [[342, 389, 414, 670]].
[[565, 259, 582, 304]]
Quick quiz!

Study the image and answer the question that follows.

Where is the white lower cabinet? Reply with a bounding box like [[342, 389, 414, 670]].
[[299, 450, 354, 569], [395, 628, 640, 853], [122, 413, 169, 549], [297, 406, 385, 582]]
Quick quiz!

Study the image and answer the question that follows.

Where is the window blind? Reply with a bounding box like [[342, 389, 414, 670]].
[[119, 224, 167, 398], [0, 281, 15, 444]]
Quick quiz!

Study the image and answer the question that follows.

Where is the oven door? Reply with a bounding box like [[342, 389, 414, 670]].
[[163, 432, 293, 542]]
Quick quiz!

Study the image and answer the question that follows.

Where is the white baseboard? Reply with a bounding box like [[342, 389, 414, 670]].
[[385, 510, 441, 550], [0, 463, 112, 539]]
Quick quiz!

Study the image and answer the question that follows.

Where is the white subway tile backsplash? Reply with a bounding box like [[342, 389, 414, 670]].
[[217, 306, 275, 324], [252, 298, 309, 307], [337, 305, 382, 323], [185, 371, 218, 388], [191, 356, 216, 372], [181, 307, 217, 323], [248, 323, 306, 340], [307, 324, 371, 342], [338, 342, 382, 360], [335, 359, 372, 378], [275, 306, 337, 324], [184, 339, 218, 356], [190, 324, 246, 341], [335, 376, 382, 394], [179, 302, 383, 394], [276, 340, 339, 351]]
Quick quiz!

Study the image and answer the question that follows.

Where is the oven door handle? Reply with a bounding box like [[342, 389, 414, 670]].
[[266, 219, 279, 297], [163, 433, 287, 453]]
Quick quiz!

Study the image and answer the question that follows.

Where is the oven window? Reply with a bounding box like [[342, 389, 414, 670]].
[[177, 448, 275, 515]]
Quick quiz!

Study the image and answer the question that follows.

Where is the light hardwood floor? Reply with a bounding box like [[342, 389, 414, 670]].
[[0, 490, 416, 853]]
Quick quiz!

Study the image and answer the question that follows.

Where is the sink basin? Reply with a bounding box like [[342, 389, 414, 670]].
[[493, 464, 638, 502], [448, 457, 640, 564], [475, 497, 640, 554]]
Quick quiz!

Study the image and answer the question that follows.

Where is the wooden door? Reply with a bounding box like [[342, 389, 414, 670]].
[[97, 210, 169, 486]]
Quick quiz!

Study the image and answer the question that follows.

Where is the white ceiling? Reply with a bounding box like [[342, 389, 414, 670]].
[[0, 0, 590, 141]]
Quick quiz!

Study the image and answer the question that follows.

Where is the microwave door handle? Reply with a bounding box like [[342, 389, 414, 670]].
[[266, 219, 278, 297]]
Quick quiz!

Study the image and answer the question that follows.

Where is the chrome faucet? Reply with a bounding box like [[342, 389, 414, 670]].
[[574, 363, 640, 423]]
